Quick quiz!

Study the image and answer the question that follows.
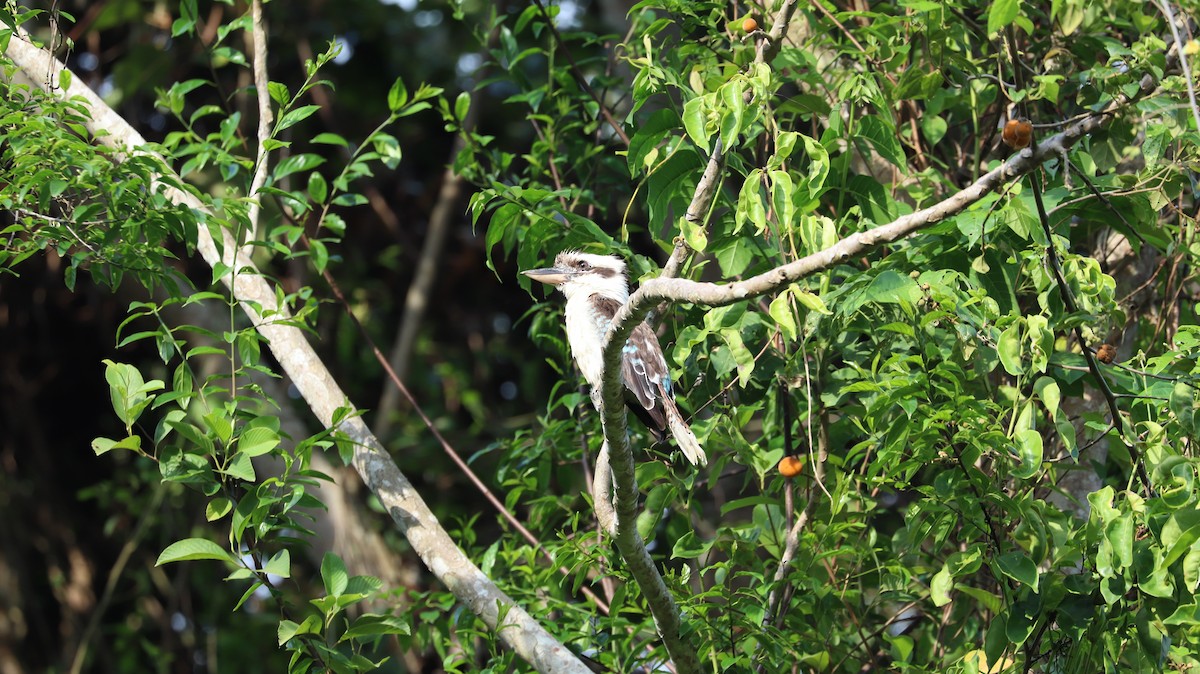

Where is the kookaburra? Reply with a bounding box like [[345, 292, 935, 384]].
[[523, 251, 707, 466]]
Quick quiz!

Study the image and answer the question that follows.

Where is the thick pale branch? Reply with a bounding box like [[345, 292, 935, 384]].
[[4, 26, 590, 674], [246, 0, 271, 237]]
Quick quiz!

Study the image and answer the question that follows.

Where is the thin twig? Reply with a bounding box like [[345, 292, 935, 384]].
[[660, 0, 803, 282], [69, 483, 168, 674], [307, 236, 611, 615], [594, 52, 1168, 669], [761, 503, 813, 627], [4, 27, 596, 671], [374, 135, 467, 435], [1028, 151, 1154, 494], [1153, 1, 1200, 134], [1066, 160, 1146, 245], [529, 0, 630, 146]]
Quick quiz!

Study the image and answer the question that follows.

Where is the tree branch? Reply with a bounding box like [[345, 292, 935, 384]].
[[3, 25, 592, 674], [660, 0, 802, 281], [529, 0, 630, 146], [593, 58, 1164, 668], [375, 21, 497, 432], [245, 0, 271, 240]]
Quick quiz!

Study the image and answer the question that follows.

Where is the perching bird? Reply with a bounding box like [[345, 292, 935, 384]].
[[523, 251, 707, 466]]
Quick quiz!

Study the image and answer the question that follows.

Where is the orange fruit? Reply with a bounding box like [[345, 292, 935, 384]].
[[778, 456, 804, 478], [743, 17, 758, 33], [1002, 118, 1033, 149]]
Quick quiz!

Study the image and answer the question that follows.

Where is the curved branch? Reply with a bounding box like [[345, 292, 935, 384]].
[[3, 25, 591, 674], [593, 61, 1164, 668], [614, 68, 1160, 335]]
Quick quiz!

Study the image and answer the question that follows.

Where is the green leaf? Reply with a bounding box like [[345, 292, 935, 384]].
[[204, 409, 233, 445], [682, 95, 710, 154], [794, 290, 831, 315], [264, 549, 291, 578], [276, 104, 320, 132], [1163, 603, 1200, 626], [988, 0, 1021, 34], [373, 133, 403, 170], [387, 77, 408, 112], [1171, 382, 1196, 435], [1012, 429, 1043, 479], [769, 169, 795, 228], [998, 323, 1023, 376], [930, 565, 954, 607], [996, 551, 1039, 591], [277, 620, 301, 646], [769, 291, 798, 341], [273, 153, 325, 182], [736, 169, 767, 234], [341, 614, 413, 641], [1185, 544, 1200, 593], [206, 496, 233, 521], [156, 538, 233, 565], [718, 79, 745, 145], [800, 134, 830, 194], [92, 435, 142, 455], [223, 451, 256, 482], [312, 132, 348, 146], [671, 531, 715, 559], [865, 270, 921, 307], [1033, 376, 1060, 421], [454, 91, 470, 121], [1026, 314, 1051, 374], [307, 171, 328, 204], [321, 552, 349, 597], [102, 360, 163, 429], [857, 116, 905, 169], [772, 131, 798, 166], [267, 81, 290, 106], [720, 328, 755, 387], [1163, 510, 1200, 568], [237, 422, 281, 458], [680, 214, 707, 252]]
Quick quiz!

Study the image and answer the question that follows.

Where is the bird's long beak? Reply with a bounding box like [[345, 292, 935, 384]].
[[522, 267, 571, 286]]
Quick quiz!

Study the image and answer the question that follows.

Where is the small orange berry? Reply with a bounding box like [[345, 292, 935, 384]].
[[1002, 117, 1033, 149], [1096, 343, 1117, 364], [778, 456, 804, 478], [743, 17, 759, 33]]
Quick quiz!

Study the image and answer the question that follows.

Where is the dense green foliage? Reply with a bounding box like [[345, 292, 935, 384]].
[[3, 0, 1200, 672]]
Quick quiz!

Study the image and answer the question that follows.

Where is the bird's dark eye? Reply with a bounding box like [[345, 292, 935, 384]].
[[577, 261, 590, 270]]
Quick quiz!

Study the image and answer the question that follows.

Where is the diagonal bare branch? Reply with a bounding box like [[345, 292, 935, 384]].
[[3, 24, 591, 674]]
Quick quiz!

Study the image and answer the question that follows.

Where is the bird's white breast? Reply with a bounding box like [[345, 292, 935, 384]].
[[564, 293, 610, 390]]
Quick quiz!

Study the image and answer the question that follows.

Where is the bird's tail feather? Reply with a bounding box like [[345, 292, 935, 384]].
[[665, 401, 707, 466]]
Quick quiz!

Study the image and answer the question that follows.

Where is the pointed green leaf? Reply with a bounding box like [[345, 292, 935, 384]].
[[157, 538, 233, 565]]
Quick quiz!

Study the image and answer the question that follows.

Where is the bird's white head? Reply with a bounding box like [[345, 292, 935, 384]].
[[522, 251, 630, 302]]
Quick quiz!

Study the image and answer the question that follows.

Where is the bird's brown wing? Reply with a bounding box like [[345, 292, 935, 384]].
[[590, 296, 669, 430]]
